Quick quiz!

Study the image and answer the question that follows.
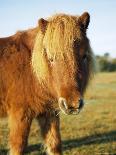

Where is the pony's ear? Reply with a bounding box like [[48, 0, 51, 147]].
[[38, 18, 48, 33], [78, 12, 90, 32]]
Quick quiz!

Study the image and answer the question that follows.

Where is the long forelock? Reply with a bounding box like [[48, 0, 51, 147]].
[[32, 14, 80, 80], [32, 14, 95, 84], [44, 14, 82, 61]]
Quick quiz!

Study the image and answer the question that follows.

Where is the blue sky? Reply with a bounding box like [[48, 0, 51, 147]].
[[0, 0, 116, 57]]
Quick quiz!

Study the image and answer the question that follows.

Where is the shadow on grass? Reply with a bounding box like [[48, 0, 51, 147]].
[[63, 130, 116, 150], [0, 130, 116, 154]]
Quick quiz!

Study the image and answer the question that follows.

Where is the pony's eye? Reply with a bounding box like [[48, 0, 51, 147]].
[[73, 40, 79, 50], [49, 58, 54, 62], [49, 58, 55, 65]]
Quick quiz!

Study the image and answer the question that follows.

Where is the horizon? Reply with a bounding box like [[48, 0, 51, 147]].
[[0, 0, 116, 57]]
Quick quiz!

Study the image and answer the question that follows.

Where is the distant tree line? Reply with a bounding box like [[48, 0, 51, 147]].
[[96, 53, 116, 72]]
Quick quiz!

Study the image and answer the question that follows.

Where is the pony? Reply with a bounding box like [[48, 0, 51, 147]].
[[0, 12, 94, 155]]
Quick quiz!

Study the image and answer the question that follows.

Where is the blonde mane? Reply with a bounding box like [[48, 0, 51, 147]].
[[32, 14, 80, 80], [32, 13, 95, 86]]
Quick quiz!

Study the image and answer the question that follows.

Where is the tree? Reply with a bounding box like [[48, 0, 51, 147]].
[[96, 54, 116, 72]]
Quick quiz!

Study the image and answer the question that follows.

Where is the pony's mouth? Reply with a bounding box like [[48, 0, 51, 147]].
[[63, 108, 81, 115], [59, 107, 81, 115], [58, 98, 84, 115]]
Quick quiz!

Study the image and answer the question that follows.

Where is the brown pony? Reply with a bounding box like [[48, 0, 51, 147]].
[[0, 12, 94, 155]]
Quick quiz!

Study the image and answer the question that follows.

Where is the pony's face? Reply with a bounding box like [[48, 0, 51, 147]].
[[32, 12, 94, 115]]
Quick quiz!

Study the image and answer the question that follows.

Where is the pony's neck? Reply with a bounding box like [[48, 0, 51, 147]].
[[0, 27, 39, 52], [20, 27, 39, 52]]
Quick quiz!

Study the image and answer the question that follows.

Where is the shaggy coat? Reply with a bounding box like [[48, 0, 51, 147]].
[[0, 12, 94, 155]]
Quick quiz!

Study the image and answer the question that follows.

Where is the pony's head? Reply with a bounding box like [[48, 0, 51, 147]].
[[32, 12, 95, 115]]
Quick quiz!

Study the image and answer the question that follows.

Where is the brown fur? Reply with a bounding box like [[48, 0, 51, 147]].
[[0, 12, 94, 155]]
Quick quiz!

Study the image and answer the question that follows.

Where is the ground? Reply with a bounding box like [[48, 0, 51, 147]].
[[0, 72, 116, 155]]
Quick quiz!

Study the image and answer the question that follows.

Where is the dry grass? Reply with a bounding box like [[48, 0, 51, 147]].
[[0, 72, 116, 155]]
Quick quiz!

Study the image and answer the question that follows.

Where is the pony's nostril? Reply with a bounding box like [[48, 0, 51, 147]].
[[69, 106, 74, 110], [78, 99, 84, 109]]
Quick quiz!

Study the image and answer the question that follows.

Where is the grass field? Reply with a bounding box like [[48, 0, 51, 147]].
[[0, 72, 116, 155]]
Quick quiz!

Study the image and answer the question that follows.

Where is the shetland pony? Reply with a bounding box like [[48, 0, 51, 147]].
[[0, 12, 94, 155]]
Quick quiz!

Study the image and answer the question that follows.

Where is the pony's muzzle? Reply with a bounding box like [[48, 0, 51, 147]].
[[58, 97, 84, 115]]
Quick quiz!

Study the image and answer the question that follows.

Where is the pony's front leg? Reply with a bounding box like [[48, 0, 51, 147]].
[[8, 109, 32, 155], [37, 113, 62, 155]]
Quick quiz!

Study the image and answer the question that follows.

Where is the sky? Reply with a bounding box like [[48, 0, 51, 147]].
[[0, 0, 116, 57]]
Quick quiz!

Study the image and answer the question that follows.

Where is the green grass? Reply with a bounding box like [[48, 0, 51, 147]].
[[0, 72, 116, 155]]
